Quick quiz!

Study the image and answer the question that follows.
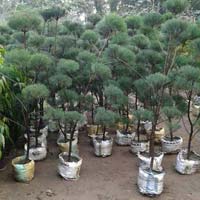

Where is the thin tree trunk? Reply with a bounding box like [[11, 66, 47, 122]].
[[125, 103, 129, 132], [150, 123, 156, 169], [25, 112, 30, 160], [68, 124, 76, 162], [103, 125, 106, 141], [91, 101, 94, 125], [135, 91, 138, 110], [137, 120, 140, 142], [187, 93, 193, 159], [169, 117, 173, 141]]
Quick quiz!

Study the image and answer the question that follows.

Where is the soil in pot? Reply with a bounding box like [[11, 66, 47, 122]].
[[62, 154, 80, 163], [16, 158, 31, 165]]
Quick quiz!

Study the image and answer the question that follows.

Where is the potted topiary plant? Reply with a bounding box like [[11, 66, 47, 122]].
[[135, 73, 168, 196], [130, 108, 153, 154], [161, 106, 183, 154], [8, 11, 42, 49], [93, 107, 116, 157], [22, 84, 49, 161], [174, 65, 200, 174], [45, 107, 79, 154], [45, 108, 84, 180], [103, 84, 134, 146], [12, 83, 49, 182]]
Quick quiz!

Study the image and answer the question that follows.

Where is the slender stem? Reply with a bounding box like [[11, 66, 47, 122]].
[[103, 125, 106, 141], [125, 103, 129, 132], [25, 112, 30, 160], [137, 120, 140, 142], [34, 104, 39, 147], [187, 92, 193, 159], [91, 101, 94, 125], [59, 122, 67, 142], [169, 117, 173, 141], [68, 123, 77, 162], [150, 122, 156, 169], [135, 91, 138, 110]]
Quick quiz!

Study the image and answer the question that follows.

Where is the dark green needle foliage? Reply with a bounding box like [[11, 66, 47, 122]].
[[95, 107, 116, 140], [45, 107, 84, 161], [163, 0, 189, 15]]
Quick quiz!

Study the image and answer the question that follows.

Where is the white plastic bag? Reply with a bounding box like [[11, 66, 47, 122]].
[[161, 136, 183, 153], [175, 149, 200, 174], [130, 140, 149, 154], [137, 152, 164, 172], [58, 152, 82, 180], [137, 167, 165, 196], [115, 130, 135, 146], [24, 130, 47, 147], [40, 126, 48, 137], [93, 137, 113, 157]]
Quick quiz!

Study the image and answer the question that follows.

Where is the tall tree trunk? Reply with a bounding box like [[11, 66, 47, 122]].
[[103, 125, 106, 141], [137, 120, 140, 142], [68, 124, 76, 162], [25, 112, 30, 160], [150, 123, 156, 169], [168, 117, 174, 141], [187, 93, 193, 159]]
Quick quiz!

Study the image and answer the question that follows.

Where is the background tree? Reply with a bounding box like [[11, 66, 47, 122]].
[[8, 11, 42, 49]]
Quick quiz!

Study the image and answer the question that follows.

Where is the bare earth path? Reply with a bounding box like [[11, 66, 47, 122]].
[[0, 127, 200, 200]]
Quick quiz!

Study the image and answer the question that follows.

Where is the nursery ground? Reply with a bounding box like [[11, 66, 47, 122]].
[[0, 125, 200, 200]]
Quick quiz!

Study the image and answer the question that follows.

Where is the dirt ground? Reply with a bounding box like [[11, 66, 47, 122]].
[[0, 125, 200, 200]]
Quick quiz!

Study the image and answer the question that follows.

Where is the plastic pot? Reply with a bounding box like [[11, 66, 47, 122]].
[[137, 152, 164, 172], [57, 137, 79, 154], [12, 155, 35, 182], [93, 136, 113, 157], [115, 130, 135, 146], [87, 125, 102, 137], [175, 149, 200, 175], [130, 139, 149, 154], [24, 130, 47, 147], [161, 136, 183, 154], [48, 120, 59, 133], [137, 167, 165, 196], [192, 104, 200, 117], [58, 130, 79, 142], [154, 127, 165, 144], [58, 152, 82, 180], [24, 143, 47, 161]]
